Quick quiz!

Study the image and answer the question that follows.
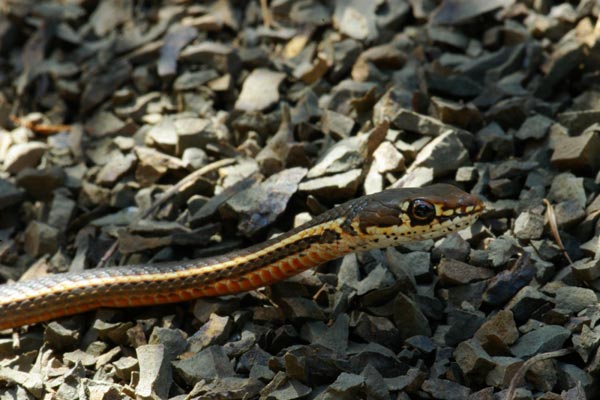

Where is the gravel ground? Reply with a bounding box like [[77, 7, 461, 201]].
[[0, 0, 600, 399]]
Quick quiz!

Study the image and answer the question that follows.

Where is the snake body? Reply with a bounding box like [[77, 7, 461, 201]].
[[0, 184, 483, 330]]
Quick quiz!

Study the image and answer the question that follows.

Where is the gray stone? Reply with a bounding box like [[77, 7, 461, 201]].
[[410, 130, 469, 177], [226, 167, 307, 237], [173, 69, 219, 91], [44, 321, 81, 351], [515, 114, 554, 140], [535, 37, 585, 100], [3, 141, 47, 174], [321, 109, 355, 139], [372, 141, 405, 173], [63, 349, 96, 367], [93, 319, 134, 345], [484, 97, 528, 129], [24, 221, 59, 257], [329, 39, 362, 81], [174, 117, 212, 151], [553, 199, 586, 229], [179, 41, 241, 74], [438, 258, 494, 285], [188, 313, 233, 352], [307, 127, 385, 179], [405, 335, 437, 354], [427, 95, 483, 129], [572, 258, 600, 282], [572, 325, 600, 363], [445, 309, 486, 346], [115, 92, 161, 120], [474, 310, 519, 355], [485, 236, 522, 269], [235, 69, 285, 111], [134, 146, 187, 185], [551, 128, 600, 173], [85, 111, 130, 137], [393, 292, 431, 340], [113, 356, 138, 381], [182, 147, 208, 170], [18, 166, 63, 201], [489, 160, 538, 181], [433, 233, 471, 262], [385, 248, 425, 285], [555, 286, 597, 313], [279, 297, 326, 321], [315, 372, 364, 399], [190, 174, 258, 227], [483, 254, 536, 308], [192, 377, 264, 399], [363, 164, 383, 195], [96, 153, 136, 187], [82, 59, 132, 113], [421, 378, 471, 400], [548, 172, 586, 208], [391, 109, 469, 138], [485, 356, 524, 388], [148, 327, 188, 361], [0, 178, 25, 209], [298, 169, 362, 201], [353, 312, 400, 351], [510, 325, 571, 358], [267, 378, 312, 400], [505, 286, 552, 323], [513, 212, 545, 240], [430, 0, 513, 25], [557, 109, 600, 135], [454, 340, 494, 384], [557, 363, 594, 394], [384, 368, 425, 393], [526, 358, 557, 393], [442, 281, 487, 309], [456, 166, 478, 183], [135, 344, 172, 399], [489, 178, 521, 198], [172, 345, 234, 386], [333, 0, 378, 41], [48, 191, 77, 232], [300, 314, 349, 354], [393, 166, 434, 188], [361, 363, 389, 400], [0, 367, 43, 398], [147, 117, 178, 155]]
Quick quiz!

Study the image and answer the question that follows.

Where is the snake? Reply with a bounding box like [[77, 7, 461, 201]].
[[0, 184, 484, 330]]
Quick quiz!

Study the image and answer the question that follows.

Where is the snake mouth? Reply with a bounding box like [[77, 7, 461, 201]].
[[408, 211, 480, 242]]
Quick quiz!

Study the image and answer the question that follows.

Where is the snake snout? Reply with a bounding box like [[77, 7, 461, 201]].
[[458, 192, 485, 215]]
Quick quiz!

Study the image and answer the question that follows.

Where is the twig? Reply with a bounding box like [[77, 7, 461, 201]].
[[260, 0, 273, 27], [505, 348, 572, 400], [543, 199, 574, 265], [96, 158, 236, 268], [10, 115, 71, 135]]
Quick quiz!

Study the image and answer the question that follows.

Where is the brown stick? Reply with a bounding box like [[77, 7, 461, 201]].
[[505, 348, 572, 400]]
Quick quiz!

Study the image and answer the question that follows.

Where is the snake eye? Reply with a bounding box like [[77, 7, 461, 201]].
[[409, 199, 436, 222]]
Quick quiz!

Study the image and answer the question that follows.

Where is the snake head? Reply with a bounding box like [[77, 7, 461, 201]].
[[352, 184, 484, 244]]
